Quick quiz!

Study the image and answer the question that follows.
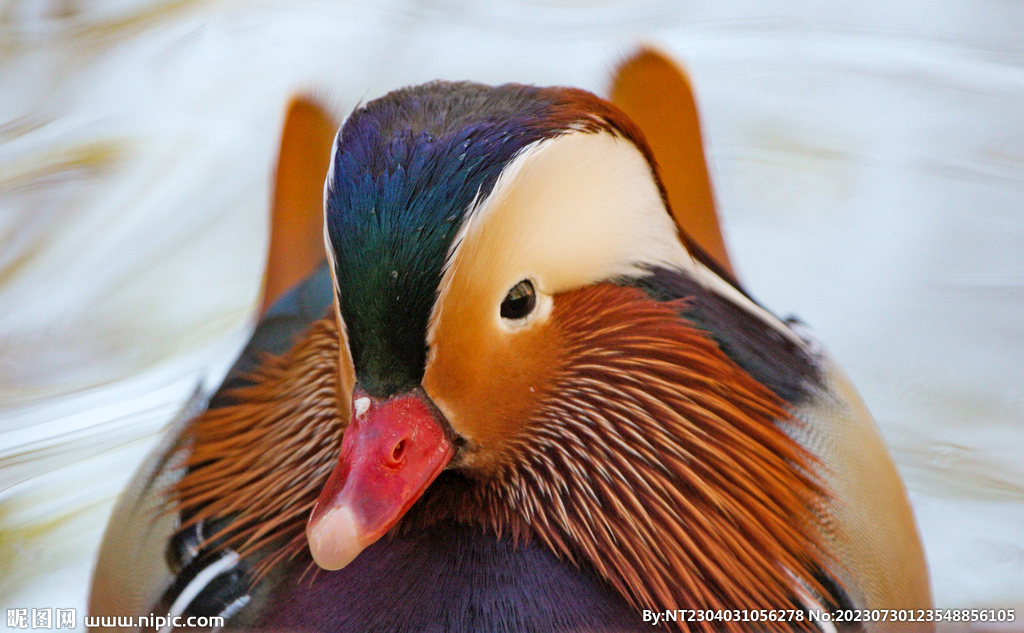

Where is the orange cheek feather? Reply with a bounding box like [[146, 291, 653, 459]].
[[423, 295, 561, 474]]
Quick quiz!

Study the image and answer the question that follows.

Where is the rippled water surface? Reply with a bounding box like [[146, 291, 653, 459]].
[[1, 0, 1022, 620]]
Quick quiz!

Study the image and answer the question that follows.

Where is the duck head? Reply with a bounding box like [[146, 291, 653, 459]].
[[301, 81, 827, 611], [307, 82, 689, 570]]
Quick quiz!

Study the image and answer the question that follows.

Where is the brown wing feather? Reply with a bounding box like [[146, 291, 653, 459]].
[[610, 48, 736, 281], [174, 317, 345, 577], [261, 97, 337, 316]]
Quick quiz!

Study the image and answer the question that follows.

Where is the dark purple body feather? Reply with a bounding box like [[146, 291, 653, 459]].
[[252, 520, 657, 633]]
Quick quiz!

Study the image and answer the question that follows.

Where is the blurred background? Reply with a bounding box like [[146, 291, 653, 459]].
[[1, 0, 1022, 627]]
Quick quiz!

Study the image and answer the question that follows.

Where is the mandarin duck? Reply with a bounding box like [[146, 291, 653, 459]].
[[88, 50, 931, 632]]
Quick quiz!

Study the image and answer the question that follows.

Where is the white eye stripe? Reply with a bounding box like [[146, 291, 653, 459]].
[[426, 129, 803, 349]]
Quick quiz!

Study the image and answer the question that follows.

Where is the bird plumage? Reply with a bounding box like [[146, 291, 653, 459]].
[[89, 52, 930, 632]]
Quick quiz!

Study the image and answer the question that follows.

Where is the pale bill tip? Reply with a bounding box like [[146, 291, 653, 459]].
[[306, 505, 365, 571]]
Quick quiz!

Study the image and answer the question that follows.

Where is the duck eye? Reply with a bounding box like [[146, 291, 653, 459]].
[[500, 280, 536, 320]]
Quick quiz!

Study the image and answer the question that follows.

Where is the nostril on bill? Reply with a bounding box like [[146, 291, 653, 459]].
[[387, 439, 408, 466]]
